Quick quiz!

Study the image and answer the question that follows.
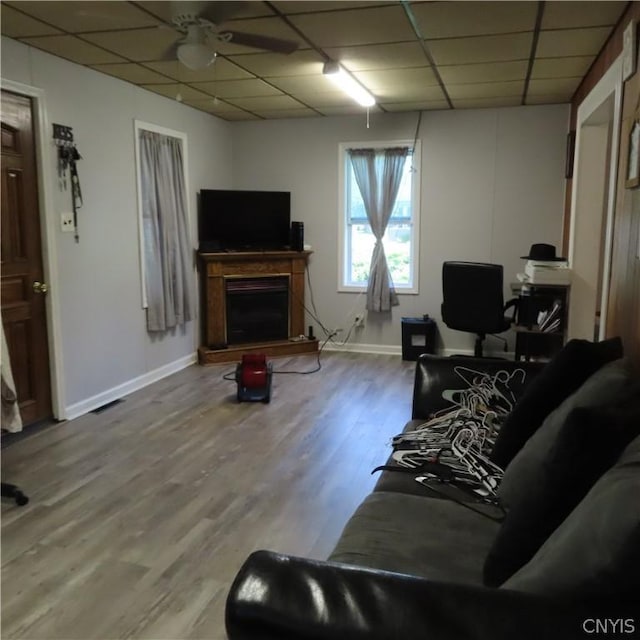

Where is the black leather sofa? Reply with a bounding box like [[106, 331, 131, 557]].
[[226, 340, 640, 640]]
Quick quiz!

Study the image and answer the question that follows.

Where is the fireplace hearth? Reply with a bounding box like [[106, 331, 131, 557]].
[[197, 250, 317, 365]]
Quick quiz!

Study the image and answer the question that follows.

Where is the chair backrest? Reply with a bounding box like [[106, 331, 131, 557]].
[[441, 261, 507, 334]]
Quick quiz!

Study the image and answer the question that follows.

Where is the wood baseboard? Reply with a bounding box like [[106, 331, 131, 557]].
[[198, 338, 319, 365]]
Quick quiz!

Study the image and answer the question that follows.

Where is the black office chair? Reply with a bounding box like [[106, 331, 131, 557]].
[[441, 261, 518, 357]]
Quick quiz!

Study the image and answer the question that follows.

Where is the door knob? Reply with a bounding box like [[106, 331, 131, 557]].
[[33, 281, 49, 294]]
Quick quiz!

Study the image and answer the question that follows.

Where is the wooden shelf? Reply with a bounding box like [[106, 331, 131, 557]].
[[513, 283, 570, 361], [199, 250, 312, 260]]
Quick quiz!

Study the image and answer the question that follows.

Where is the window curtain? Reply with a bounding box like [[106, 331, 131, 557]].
[[139, 130, 192, 332], [348, 146, 409, 312]]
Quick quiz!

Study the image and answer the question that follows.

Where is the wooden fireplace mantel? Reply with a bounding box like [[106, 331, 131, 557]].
[[197, 251, 318, 365]]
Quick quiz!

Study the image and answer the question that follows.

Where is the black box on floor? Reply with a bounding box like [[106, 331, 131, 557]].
[[401, 317, 436, 361]]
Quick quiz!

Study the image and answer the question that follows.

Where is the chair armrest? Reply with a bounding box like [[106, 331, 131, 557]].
[[411, 354, 543, 419], [504, 297, 519, 323], [225, 551, 634, 640]]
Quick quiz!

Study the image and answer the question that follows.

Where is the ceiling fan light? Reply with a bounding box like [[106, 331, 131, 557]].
[[323, 61, 375, 108], [177, 42, 216, 70]]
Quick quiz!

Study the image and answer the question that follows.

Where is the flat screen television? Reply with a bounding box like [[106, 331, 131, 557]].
[[199, 189, 291, 252]]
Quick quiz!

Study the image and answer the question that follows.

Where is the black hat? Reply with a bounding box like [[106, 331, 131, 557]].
[[520, 243, 566, 261]]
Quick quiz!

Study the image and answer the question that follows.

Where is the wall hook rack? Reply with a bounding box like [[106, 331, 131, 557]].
[[53, 123, 83, 243]]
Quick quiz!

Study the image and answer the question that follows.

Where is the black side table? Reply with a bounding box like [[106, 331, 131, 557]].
[[401, 317, 436, 361]]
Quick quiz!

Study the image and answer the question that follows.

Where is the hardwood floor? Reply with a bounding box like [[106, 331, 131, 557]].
[[1, 352, 415, 640]]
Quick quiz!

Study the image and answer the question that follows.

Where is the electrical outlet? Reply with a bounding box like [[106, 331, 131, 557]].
[[60, 212, 75, 233], [354, 314, 365, 327]]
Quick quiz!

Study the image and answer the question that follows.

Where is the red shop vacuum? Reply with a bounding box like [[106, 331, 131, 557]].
[[235, 354, 273, 403]]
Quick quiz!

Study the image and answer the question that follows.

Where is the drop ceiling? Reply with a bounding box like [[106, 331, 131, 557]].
[[0, 1, 630, 121]]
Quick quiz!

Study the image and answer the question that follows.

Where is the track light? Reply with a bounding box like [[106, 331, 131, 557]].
[[323, 61, 375, 108]]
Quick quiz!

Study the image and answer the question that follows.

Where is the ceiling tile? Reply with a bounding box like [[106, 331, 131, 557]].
[[142, 83, 212, 101], [527, 77, 582, 97], [288, 5, 414, 47], [411, 1, 537, 39], [227, 50, 323, 77], [6, 1, 161, 32], [250, 108, 320, 119], [143, 58, 254, 82], [1, 0, 626, 122], [536, 27, 612, 58], [428, 33, 533, 65], [267, 75, 340, 94], [439, 60, 528, 84], [81, 26, 180, 62], [90, 62, 171, 84], [290, 91, 358, 108], [139, 1, 274, 24], [447, 80, 524, 100], [381, 100, 450, 112], [452, 96, 521, 109], [182, 98, 248, 114], [530, 56, 594, 79], [370, 83, 446, 102], [193, 78, 284, 99], [324, 42, 429, 71], [0, 5, 62, 37], [354, 66, 438, 91], [542, 1, 627, 29], [317, 104, 385, 116], [20, 34, 126, 64], [225, 94, 307, 111], [272, 2, 394, 14], [526, 94, 571, 106]]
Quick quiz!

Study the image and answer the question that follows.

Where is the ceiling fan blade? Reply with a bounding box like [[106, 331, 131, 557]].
[[160, 42, 181, 62], [223, 30, 298, 54], [200, 1, 248, 25]]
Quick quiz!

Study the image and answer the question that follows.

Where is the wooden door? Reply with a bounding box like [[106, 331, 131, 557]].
[[1, 90, 52, 426]]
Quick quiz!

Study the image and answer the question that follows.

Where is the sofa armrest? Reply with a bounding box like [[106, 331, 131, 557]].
[[226, 551, 634, 640], [411, 354, 544, 419]]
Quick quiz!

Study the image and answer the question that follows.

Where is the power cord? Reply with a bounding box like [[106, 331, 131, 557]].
[[219, 263, 363, 381], [220, 332, 334, 381]]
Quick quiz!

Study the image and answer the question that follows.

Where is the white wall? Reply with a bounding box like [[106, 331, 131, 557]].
[[231, 104, 570, 354], [1, 36, 234, 418], [0, 34, 571, 420]]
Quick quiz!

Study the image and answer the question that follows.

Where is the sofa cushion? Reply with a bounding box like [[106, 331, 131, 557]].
[[498, 358, 634, 509], [373, 420, 443, 498], [490, 337, 623, 469], [500, 432, 640, 597], [484, 397, 640, 587], [329, 491, 499, 585]]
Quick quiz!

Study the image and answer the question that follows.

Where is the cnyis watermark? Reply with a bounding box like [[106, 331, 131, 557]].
[[582, 618, 636, 635]]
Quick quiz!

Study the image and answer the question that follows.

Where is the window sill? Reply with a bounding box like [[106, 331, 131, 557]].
[[338, 285, 419, 295]]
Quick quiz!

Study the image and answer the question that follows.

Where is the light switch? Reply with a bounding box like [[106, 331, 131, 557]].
[[61, 212, 74, 233]]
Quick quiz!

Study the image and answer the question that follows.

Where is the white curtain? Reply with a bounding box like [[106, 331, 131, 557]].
[[139, 130, 192, 332], [1, 318, 22, 433], [349, 147, 409, 312]]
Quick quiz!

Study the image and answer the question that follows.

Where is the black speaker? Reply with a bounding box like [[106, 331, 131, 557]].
[[291, 221, 304, 251]]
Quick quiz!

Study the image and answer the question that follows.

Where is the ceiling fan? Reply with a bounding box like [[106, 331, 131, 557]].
[[165, 1, 299, 70]]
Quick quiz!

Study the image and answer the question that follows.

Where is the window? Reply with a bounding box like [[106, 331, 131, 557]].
[[339, 140, 420, 294], [134, 121, 193, 331]]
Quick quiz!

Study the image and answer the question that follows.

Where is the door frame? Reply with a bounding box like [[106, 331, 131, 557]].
[[1, 79, 66, 420], [567, 56, 623, 341]]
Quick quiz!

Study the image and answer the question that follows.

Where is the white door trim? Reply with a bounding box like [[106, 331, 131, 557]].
[[568, 56, 622, 341], [1, 78, 67, 419]]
